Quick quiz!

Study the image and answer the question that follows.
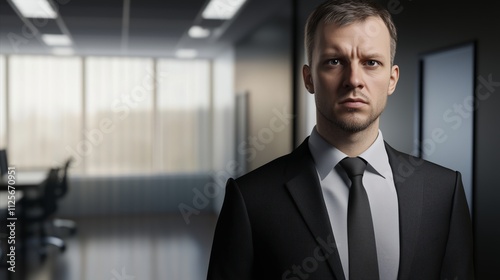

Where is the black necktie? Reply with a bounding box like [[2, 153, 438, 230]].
[[340, 157, 379, 280]]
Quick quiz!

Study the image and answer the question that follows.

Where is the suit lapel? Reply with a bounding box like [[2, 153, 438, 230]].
[[285, 139, 346, 280], [385, 143, 423, 279], [283, 140, 424, 279]]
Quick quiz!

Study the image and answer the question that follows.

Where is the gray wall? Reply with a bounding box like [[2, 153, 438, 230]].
[[387, 1, 500, 277], [234, 6, 293, 171]]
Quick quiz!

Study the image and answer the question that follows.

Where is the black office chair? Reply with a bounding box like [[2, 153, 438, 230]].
[[0, 149, 8, 176], [52, 158, 77, 235], [55, 158, 72, 198], [22, 168, 66, 259]]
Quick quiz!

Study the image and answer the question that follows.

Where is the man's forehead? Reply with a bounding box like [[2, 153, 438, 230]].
[[314, 17, 390, 48], [316, 16, 388, 38], [310, 19, 392, 63]]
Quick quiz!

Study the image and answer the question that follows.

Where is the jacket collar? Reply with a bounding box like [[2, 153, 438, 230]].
[[283, 138, 424, 280], [285, 137, 346, 280], [385, 142, 424, 279]]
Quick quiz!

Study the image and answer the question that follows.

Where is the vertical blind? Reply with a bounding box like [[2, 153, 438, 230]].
[[85, 57, 154, 175], [1, 55, 211, 175], [8, 55, 82, 169], [157, 59, 211, 173], [0, 56, 6, 148]]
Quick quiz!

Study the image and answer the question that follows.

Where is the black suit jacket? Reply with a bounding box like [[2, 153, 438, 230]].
[[207, 138, 474, 279]]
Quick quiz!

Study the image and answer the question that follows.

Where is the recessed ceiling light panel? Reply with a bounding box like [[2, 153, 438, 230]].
[[11, 0, 58, 19], [202, 0, 247, 20], [42, 34, 72, 46], [188, 26, 211, 38]]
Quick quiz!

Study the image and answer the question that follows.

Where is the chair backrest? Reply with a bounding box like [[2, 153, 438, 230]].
[[0, 149, 8, 176], [39, 168, 61, 219], [56, 157, 72, 198]]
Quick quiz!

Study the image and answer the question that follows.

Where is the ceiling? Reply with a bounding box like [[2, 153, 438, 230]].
[[0, 0, 290, 58]]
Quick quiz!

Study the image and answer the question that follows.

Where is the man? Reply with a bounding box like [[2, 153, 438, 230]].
[[207, 0, 474, 279]]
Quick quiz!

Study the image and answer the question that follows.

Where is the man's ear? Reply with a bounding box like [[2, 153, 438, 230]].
[[388, 65, 399, 96], [303, 64, 315, 93]]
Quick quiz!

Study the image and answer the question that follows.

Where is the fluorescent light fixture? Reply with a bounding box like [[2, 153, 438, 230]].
[[42, 34, 72, 46], [11, 0, 57, 19], [175, 49, 198, 59], [51, 47, 74, 56], [188, 26, 211, 38], [202, 0, 247, 20]]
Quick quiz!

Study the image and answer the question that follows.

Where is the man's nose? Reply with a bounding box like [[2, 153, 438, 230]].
[[343, 64, 364, 90]]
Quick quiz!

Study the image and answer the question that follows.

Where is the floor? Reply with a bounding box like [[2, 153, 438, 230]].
[[23, 213, 218, 280]]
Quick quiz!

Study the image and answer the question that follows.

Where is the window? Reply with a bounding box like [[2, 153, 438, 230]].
[[4, 55, 212, 175], [8, 55, 82, 168], [0, 56, 6, 148], [156, 59, 211, 173], [84, 57, 154, 175]]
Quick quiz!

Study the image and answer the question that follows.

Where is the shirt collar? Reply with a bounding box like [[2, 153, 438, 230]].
[[308, 127, 346, 180], [308, 126, 392, 180]]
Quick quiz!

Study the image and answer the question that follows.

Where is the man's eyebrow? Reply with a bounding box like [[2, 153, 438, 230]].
[[362, 52, 385, 59], [319, 49, 387, 60], [318, 52, 386, 59], [318, 51, 343, 58]]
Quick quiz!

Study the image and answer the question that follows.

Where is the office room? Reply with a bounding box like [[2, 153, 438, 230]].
[[0, 0, 498, 279]]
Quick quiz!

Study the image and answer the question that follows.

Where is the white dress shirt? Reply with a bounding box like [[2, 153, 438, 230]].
[[308, 127, 400, 280]]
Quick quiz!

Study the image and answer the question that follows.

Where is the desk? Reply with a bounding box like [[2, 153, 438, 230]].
[[0, 170, 48, 191], [0, 190, 23, 208]]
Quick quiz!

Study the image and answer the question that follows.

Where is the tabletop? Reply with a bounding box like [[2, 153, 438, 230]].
[[0, 169, 49, 191]]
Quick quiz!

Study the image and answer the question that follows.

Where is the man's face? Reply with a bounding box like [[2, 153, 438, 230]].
[[303, 16, 399, 133]]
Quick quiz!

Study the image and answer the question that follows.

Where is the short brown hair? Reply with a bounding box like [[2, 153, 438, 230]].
[[305, 0, 397, 65]]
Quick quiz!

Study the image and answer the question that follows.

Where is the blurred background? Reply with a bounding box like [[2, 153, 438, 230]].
[[0, 0, 498, 279]]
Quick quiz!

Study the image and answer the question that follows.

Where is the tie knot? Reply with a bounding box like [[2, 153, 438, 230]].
[[339, 157, 367, 179]]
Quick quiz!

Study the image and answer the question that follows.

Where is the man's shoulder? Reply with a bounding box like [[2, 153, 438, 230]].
[[235, 138, 314, 187], [384, 142, 459, 184], [235, 151, 297, 186]]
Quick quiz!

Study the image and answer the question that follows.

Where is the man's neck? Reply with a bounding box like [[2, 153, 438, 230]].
[[316, 119, 380, 157]]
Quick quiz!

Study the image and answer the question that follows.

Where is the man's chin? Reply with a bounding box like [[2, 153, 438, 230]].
[[334, 117, 374, 133]]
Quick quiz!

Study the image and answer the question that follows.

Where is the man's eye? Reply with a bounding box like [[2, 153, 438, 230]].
[[327, 59, 340, 65], [366, 60, 380, 66]]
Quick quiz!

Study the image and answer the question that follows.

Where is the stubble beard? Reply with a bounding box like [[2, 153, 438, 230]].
[[332, 108, 382, 133], [316, 89, 388, 134]]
